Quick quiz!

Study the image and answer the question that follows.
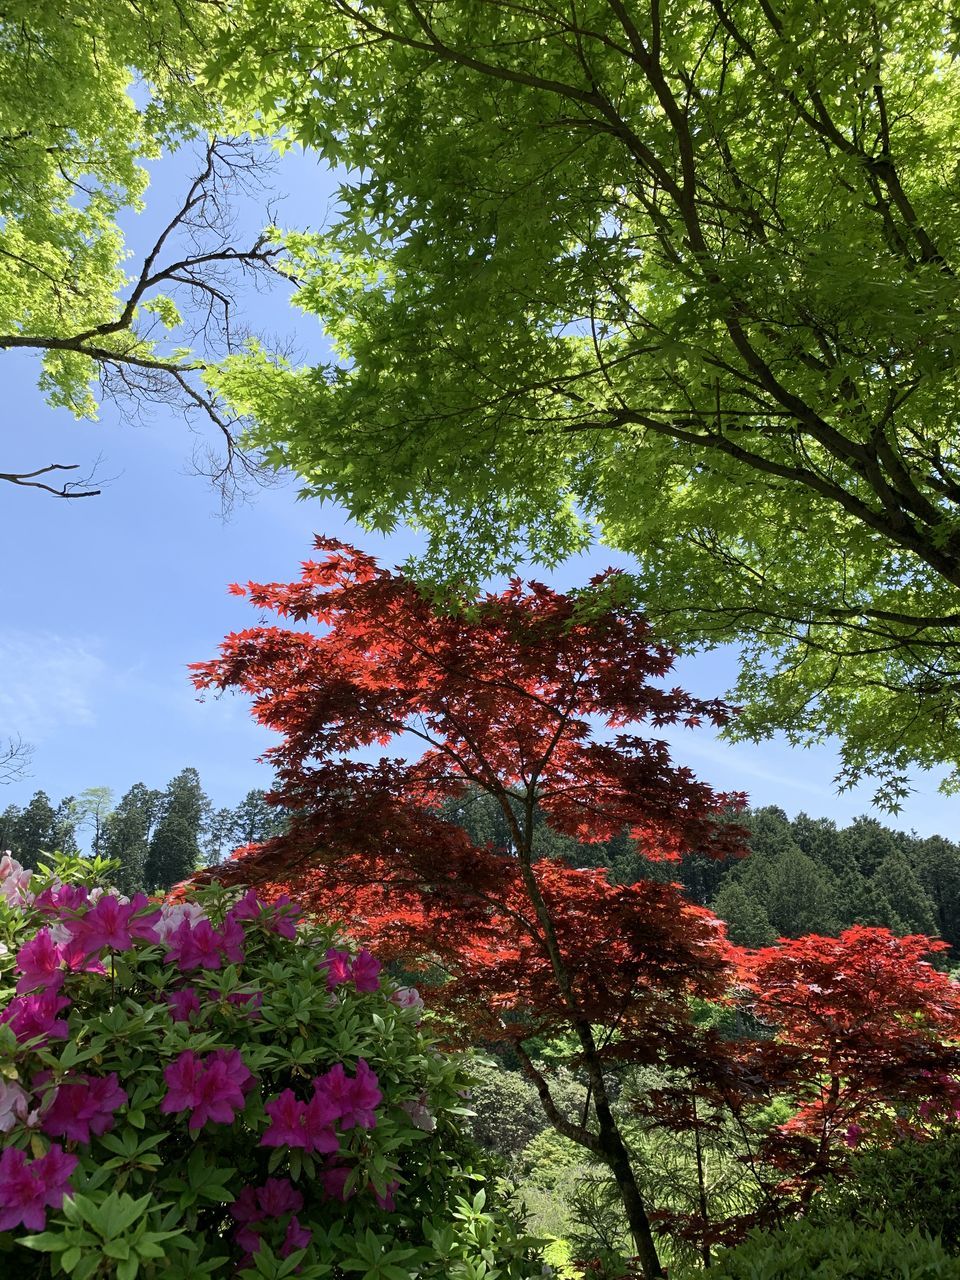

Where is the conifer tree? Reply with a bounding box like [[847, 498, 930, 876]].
[[712, 882, 777, 947], [764, 849, 838, 937], [3, 791, 77, 869], [103, 784, 163, 896], [871, 851, 939, 937], [143, 768, 208, 891]]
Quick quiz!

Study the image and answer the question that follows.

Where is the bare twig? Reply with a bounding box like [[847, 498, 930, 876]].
[[0, 137, 290, 507], [0, 735, 34, 786]]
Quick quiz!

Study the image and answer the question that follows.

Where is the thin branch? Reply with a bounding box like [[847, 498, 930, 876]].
[[0, 462, 100, 499]]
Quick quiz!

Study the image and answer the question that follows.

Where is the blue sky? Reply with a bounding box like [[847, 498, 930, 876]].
[[2, 143, 958, 838]]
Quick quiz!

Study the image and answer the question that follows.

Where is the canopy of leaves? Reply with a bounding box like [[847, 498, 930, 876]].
[[207, 0, 960, 799], [738, 927, 960, 1194]]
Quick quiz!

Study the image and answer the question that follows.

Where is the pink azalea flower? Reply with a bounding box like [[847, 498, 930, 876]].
[[261, 1089, 307, 1148], [0, 855, 34, 908], [400, 1092, 436, 1132], [42, 1073, 127, 1144], [323, 949, 352, 990], [15, 929, 65, 994], [0, 1080, 30, 1133], [350, 949, 381, 993], [302, 1087, 340, 1154], [219, 912, 246, 965], [155, 902, 207, 942], [320, 1060, 381, 1131], [319, 1163, 355, 1202], [0, 1144, 77, 1231], [2, 990, 71, 1044], [256, 1178, 303, 1218], [166, 918, 223, 970], [167, 987, 202, 1022], [390, 986, 424, 1017], [281, 1215, 312, 1257]]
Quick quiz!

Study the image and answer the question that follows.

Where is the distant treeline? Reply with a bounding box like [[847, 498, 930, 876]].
[[4, 777, 957, 954], [440, 791, 960, 956], [0, 771, 286, 892]]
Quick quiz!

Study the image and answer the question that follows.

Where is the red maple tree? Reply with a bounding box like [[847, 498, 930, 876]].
[[191, 539, 750, 1278], [737, 926, 960, 1200]]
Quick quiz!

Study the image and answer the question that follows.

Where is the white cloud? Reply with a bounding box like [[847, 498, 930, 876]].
[[0, 632, 106, 739], [656, 725, 833, 798]]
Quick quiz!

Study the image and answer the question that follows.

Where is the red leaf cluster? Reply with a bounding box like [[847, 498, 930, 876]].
[[737, 927, 960, 1192], [190, 541, 749, 1063]]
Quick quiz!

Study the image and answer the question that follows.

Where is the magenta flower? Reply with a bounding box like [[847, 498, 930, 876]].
[[302, 1087, 340, 1154], [219, 912, 246, 965], [166, 918, 223, 970], [161, 1049, 252, 1131], [2, 990, 70, 1044], [231, 1181, 307, 1260], [323, 949, 352, 990], [350, 949, 381, 993], [267, 896, 302, 940], [230, 1185, 264, 1225], [55, 933, 106, 978], [281, 1215, 312, 1257], [160, 1051, 204, 1117], [167, 987, 202, 1023], [0, 1144, 77, 1231], [261, 1089, 307, 1148], [15, 929, 65, 994], [229, 889, 263, 922], [42, 1073, 127, 1144], [256, 1178, 303, 1218], [843, 1123, 864, 1149], [226, 990, 264, 1019], [319, 1163, 355, 1202], [235, 1223, 262, 1257], [69, 892, 160, 956], [33, 882, 88, 916], [190, 1058, 247, 1130], [320, 1059, 381, 1131]]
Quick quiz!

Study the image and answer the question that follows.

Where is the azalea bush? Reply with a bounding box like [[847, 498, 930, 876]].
[[0, 852, 544, 1280]]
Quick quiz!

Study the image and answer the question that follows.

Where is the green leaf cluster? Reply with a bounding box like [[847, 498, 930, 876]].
[[204, 0, 960, 790]]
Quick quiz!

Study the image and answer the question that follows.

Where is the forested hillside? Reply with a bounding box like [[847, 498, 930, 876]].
[[3, 776, 955, 951], [440, 789, 960, 955]]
